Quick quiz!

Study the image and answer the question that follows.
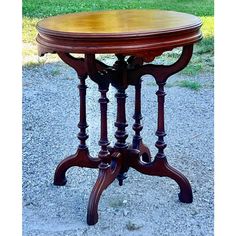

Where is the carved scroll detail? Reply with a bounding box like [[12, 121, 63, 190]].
[[128, 45, 193, 83]]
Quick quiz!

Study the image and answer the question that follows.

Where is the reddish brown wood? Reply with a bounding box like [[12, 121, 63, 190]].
[[114, 90, 129, 149], [54, 149, 100, 186], [128, 44, 194, 83], [128, 45, 194, 203], [132, 78, 151, 162], [98, 88, 110, 162], [155, 82, 167, 158], [87, 152, 122, 225], [53, 54, 101, 186], [36, 10, 202, 57], [36, 10, 202, 225], [126, 56, 152, 162], [128, 156, 193, 203]]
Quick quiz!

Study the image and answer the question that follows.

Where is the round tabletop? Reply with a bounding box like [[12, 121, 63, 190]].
[[36, 9, 202, 55]]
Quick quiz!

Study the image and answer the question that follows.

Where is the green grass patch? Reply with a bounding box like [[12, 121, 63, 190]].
[[151, 15, 214, 75], [24, 60, 46, 68], [51, 68, 61, 76], [182, 63, 203, 76], [201, 16, 214, 38], [176, 80, 202, 90], [109, 198, 124, 208], [23, 0, 213, 18]]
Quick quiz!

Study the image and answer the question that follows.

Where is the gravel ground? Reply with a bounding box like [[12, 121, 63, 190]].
[[22, 61, 214, 236]]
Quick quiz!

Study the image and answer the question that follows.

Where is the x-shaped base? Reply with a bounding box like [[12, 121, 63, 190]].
[[54, 143, 192, 225]]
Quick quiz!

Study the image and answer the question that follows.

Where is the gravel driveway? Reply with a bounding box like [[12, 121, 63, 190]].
[[22, 60, 214, 236]]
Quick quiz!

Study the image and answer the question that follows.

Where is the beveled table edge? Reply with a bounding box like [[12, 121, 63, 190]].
[[36, 30, 202, 56], [36, 9, 202, 39], [36, 9, 203, 56]]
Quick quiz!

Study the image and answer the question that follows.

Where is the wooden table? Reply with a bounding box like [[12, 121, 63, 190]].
[[36, 9, 202, 225]]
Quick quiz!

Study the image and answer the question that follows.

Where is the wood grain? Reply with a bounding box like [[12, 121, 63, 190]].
[[37, 9, 201, 37], [36, 9, 202, 55]]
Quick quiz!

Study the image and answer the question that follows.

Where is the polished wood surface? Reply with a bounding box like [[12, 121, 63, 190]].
[[36, 9, 202, 55], [37, 9, 201, 37]]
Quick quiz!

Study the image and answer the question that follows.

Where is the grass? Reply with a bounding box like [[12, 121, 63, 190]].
[[22, 17, 39, 45], [148, 79, 203, 90], [109, 198, 124, 208], [22, 0, 214, 74], [51, 68, 61, 76], [23, 0, 213, 17], [24, 58, 47, 68], [175, 80, 202, 90]]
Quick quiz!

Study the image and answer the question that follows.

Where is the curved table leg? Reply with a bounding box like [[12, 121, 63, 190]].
[[129, 156, 192, 203], [162, 159, 193, 203], [87, 154, 122, 225], [54, 148, 100, 186]]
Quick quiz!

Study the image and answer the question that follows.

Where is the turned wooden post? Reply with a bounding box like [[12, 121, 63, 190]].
[[155, 82, 167, 158], [77, 76, 89, 149], [98, 86, 110, 165], [114, 88, 128, 149], [132, 79, 143, 148]]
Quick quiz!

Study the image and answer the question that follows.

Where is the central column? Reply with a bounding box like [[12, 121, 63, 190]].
[[114, 88, 128, 185], [113, 55, 129, 185]]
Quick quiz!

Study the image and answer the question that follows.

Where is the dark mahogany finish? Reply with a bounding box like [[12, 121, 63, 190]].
[[36, 9, 202, 225]]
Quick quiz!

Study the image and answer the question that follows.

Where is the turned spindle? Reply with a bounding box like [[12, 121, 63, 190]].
[[155, 82, 167, 158]]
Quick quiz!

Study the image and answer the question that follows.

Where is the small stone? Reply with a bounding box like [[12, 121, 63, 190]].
[[123, 209, 129, 216]]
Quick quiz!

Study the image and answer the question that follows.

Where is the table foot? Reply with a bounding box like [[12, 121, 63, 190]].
[[129, 156, 193, 203], [54, 148, 100, 186], [161, 159, 193, 203], [87, 153, 122, 225]]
